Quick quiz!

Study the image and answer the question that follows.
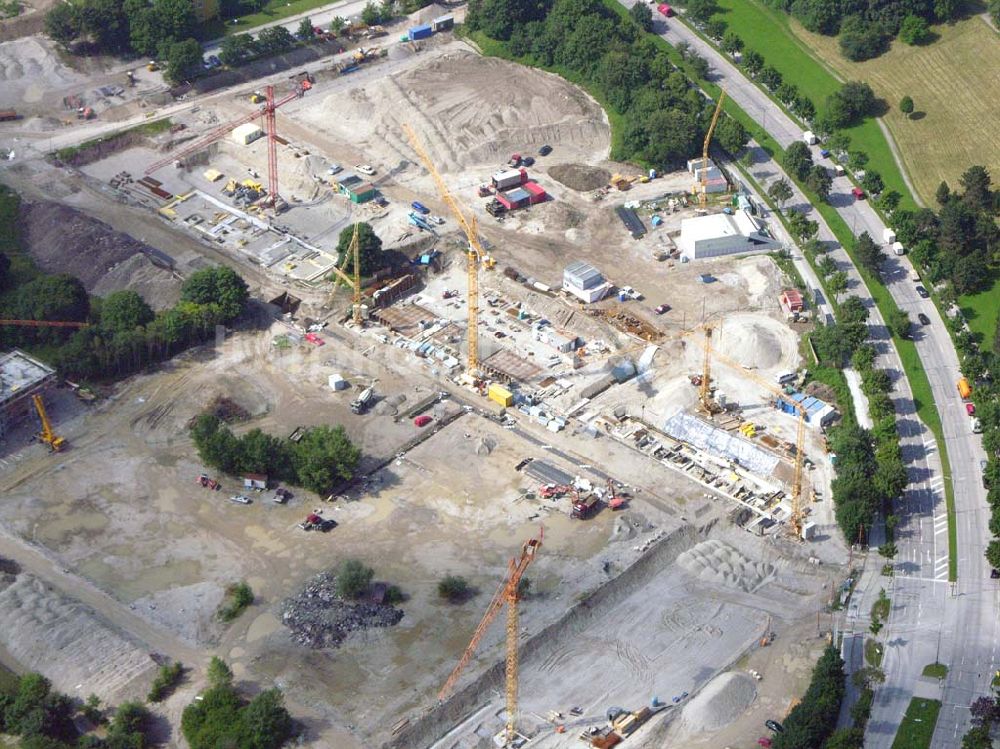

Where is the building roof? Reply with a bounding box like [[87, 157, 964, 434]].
[[348, 181, 376, 195], [523, 181, 546, 196], [232, 122, 262, 139], [680, 209, 767, 243], [0, 349, 55, 406], [564, 260, 604, 287], [781, 288, 803, 304], [502, 187, 531, 203], [785, 391, 835, 421]]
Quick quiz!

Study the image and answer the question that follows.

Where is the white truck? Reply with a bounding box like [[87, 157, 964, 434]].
[[892, 241, 906, 256]]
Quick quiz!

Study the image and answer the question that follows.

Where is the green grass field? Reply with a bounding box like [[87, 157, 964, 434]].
[[789, 16, 1000, 209], [203, 0, 337, 38], [712, 0, 917, 211], [891, 698, 941, 749], [960, 276, 1000, 353], [922, 662, 948, 679]]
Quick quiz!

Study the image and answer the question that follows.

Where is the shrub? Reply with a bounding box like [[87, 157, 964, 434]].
[[438, 575, 471, 602]]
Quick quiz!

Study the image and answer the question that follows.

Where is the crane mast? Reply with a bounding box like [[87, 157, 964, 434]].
[[698, 91, 726, 208], [438, 532, 542, 747], [402, 123, 486, 377]]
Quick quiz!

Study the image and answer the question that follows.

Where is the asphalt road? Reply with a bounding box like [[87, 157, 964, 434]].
[[618, 5, 996, 744]]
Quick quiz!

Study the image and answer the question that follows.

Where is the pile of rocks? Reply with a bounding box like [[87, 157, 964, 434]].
[[281, 571, 403, 649]]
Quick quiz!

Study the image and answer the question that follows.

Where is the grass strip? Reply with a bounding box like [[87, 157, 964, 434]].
[[890, 698, 941, 749]]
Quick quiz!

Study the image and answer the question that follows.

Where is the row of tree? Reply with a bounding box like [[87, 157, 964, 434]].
[[466, 0, 749, 169], [0, 672, 152, 748], [761, 0, 961, 61], [894, 166, 999, 295], [772, 646, 845, 748], [191, 414, 361, 496]]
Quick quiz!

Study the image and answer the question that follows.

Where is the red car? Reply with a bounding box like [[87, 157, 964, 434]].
[[657, 3, 673, 15], [304, 332, 325, 346], [655, 304, 671, 315], [966, 403, 976, 416], [852, 187, 865, 200], [413, 415, 433, 427]]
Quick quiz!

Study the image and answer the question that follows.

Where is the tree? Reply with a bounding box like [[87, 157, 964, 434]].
[[838, 14, 887, 62], [854, 232, 882, 273], [100, 290, 154, 332], [721, 30, 742, 55], [958, 165, 993, 211], [705, 16, 726, 39], [805, 164, 832, 201], [885, 307, 913, 338], [207, 657, 234, 688], [82, 694, 104, 726], [991, 0, 1000, 27], [899, 14, 930, 45], [826, 131, 850, 158], [290, 425, 361, 494], [795, 95, 815, 122], [847, 150, 869, 171], [768, 178, 793, 209], [869, 618, 883, 636], [329, 15, 346, 34], [776, 81, 798, 106], [45, 2, 81, 45], [818, 255, 837, 277], [969, 696, 1000, 726], [862, 170, 884, 195], [825, 728, 864, 749], [7, 274, 89, 344], [936, 180, 951, 205], [336, 559, 374, 598], [241, 688, 293, 749], [713, 115, 748, 155], [629, 1, 653, 30], [877, 542, 897, 558], [688, 53, 710, 79], [180, 266, 249, 321], [78, 0, 130, 53], [336, 222, 384, 276], [361, 1, 382, 25], [963, 723, 993, 749], [828, 270, 849, 297], [685, 0, 718, 24], [877, 190, 901, 214], [783, 141, 813, 181], [297, 16, 315, 39], [899, 95, 914, 117], [256, 25, 294, 54], [438, 575, 472, 602], [741, 48, 763, 75], [985, 539, 1000, 570], [165, 37, 203, 84], [219, 33, 257, 66], [759, 65, 782, 90]]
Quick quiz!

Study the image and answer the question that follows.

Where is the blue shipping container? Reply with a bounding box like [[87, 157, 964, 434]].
[[408, 24, 433, 40]]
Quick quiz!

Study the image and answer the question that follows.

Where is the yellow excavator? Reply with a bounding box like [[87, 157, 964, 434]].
[[32, 395, 65, 452]]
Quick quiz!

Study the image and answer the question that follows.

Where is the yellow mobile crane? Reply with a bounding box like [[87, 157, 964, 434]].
[[402, 123, 493, 379], [438, 531, 542, 748], [696, 91, 727, 208], [32, 395, 65, 452]]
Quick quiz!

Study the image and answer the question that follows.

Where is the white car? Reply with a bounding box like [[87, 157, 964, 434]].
[[429, 215, 445, 225], [327, 164, 342, 175], [355, 164, 375, 175], [230, 495, 252, 505]]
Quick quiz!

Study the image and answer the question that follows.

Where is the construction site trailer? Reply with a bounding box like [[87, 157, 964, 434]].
[[231, 123, 263, 145], [431, 14, 454, 30], [523, 181, 547, 204], [408, 24, 432, 40], [492, 168, 527, 191], [488, 383, 514, 407]]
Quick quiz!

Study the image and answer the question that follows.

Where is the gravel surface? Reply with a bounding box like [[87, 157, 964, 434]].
[[281, 571, 404, 649], [681, 671, 758, 734]]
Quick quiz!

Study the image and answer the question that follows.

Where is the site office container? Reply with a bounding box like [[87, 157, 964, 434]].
[[408, 24, 432, 40]]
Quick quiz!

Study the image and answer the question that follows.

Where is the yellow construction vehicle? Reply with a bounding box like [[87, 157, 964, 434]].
[[146, 60, 159, 72], [32, 395, 65, 452], [695, 91, 726, 208], [249, 91, 266, 104]]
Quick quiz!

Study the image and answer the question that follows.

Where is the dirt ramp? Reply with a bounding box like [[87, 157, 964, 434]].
[[680, 671, 757, 734]]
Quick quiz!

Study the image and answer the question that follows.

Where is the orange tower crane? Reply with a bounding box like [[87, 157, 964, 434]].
[[402, 123, 492, 378], [145, 83, 306, 210], [438, 531, 542, 748]]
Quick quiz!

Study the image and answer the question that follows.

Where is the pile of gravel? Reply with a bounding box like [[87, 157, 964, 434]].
[[281, 571, 403, 649], [681, 672, 757, 733], [676, 539, 774, 593]]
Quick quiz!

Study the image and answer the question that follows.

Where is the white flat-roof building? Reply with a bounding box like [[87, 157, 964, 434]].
[[0, 349, 56, 439], [677, 209, 781, 260], [231, 123, 264, 146], [563, 260, 611, 304]]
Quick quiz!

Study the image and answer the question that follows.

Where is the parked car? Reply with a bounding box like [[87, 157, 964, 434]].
[[521, 156, 535, 167], [411, 200, 430, 214], [539, 144, 552, 156], [967, 403, 976, 416], [918, 313, 931, 325], [851, 187, 865, 200], [304, 332, 325, 346], [208, 55, 221, 67], [230, 495, 252, 505], [413, 415, 433, 427], [765, 720, 784, 733], [328, 164, 343, 175], [991, 568, 1000, 579], [620, 286, 643, 300], [428, 214, 445, 225], [655, 304, 670, 315], [915, 285, 929, 298], [355, 164, 375, 175]]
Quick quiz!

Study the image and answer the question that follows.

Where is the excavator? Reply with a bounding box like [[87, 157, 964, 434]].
[[32, 395, 65, 452]]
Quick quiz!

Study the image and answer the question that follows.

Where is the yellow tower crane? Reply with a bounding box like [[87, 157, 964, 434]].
[[402, 123, 492, 378], [325, 222, 363, 325], [696, 91, 727, 208], [690, 325, 808, 537], [438, 531, 542, 748], [32, 395, 65, 452]]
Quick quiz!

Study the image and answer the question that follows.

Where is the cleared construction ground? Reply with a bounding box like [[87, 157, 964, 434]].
[[0, 28, 850, 749]]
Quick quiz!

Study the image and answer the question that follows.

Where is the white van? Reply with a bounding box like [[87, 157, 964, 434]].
[[892, 241, 906, 256]]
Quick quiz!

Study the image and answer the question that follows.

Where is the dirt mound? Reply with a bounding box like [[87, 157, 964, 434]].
[[298, 49, 610, 175], [549, 163, 611, 191], [681, 672, 757, 733], [20, 201, 181, 308], [280, 570, 404, 649], [0, 37, 83, 105], [676, 539, 774, 592]]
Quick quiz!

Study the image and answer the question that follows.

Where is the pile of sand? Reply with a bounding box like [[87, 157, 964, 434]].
[[297, 50, 610, 175], [0, 37, 83, 105], [676, 539, 774, 592], [681, 671, 757, 733], [549, 164, 611, 192]]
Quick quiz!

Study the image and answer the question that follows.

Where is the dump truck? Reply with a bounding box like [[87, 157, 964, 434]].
[[351, 386, 374, 414], [572, 492, 599, 519]]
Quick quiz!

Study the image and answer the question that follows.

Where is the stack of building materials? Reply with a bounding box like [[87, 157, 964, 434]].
[[687, 157, 727, 194]]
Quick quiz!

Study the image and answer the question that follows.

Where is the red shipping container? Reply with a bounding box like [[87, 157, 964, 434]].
[[523, 181, 547, 205]]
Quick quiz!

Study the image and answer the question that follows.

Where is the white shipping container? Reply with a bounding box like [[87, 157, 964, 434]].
[[883, 228, 896, 244]]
